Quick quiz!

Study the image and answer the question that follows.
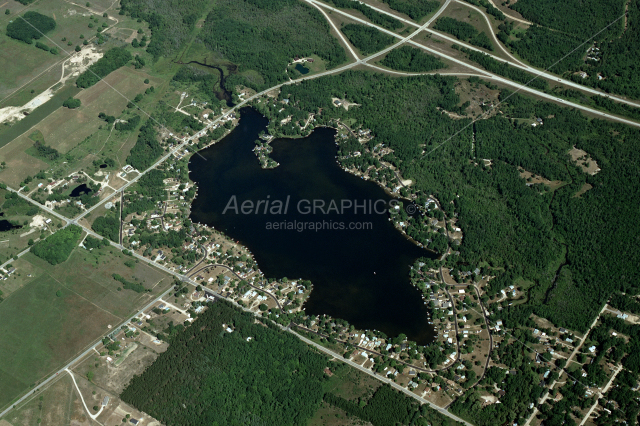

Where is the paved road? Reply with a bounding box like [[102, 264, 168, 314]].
[[313, 0, 640, 110], [0, 283, 176, 418], [579, 364, 622, 425], [524, 303, 609, 426], [307, 0, 640, 128], [1, 0, 635, 417], [295, 332, 472, 426]]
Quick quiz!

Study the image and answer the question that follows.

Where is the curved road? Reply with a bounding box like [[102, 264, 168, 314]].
[[310, 0, 640, 110]]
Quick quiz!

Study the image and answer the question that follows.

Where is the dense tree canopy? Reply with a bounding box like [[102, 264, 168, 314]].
[[76, 47, 132, 88], [379, 0, 440, 21], [341, 24, 395, 55], [433, 17, 494, 51], [121, 301, 328, 425], [380, 46, 446, 72], [327, 0, 402, 30], [120, 0, 213, 58], [125, 119, 163, 171], [6, 11, 56, 44], [92, 215, 120, 242], [31, 225, 82, 265], [197, 0, 346, 90]]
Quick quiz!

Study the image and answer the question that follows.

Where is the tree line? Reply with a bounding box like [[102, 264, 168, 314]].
[[76, 47, 132, 88], [380, 45, 447, 72], [327, 0, 402, 30]]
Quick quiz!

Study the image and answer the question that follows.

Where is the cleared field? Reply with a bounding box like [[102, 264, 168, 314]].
[[0, 67, 161, 186], [2, 374, 89, 426], [0, 0, 118, 103], [33, 67, 157, 154], [0, 247, 171, 411]]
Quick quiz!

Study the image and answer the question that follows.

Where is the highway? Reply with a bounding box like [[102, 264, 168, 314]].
[[302, 0, 640, 129], [310, 0, 640, 109], [295, 332, 473, 426], [1, 0, 638, 419]]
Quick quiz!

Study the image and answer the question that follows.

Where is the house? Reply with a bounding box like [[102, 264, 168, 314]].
[[102, 396, 109, 406]]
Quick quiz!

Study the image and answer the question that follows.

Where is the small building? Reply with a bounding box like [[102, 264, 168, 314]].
[[129, 419, 139, 425], [102, 396, 109, 406]]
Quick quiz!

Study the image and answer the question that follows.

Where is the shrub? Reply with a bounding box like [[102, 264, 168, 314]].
[[62, 97, 81, 109]]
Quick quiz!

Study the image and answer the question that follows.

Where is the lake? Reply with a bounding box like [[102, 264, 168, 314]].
[[189, 108, 436, 344]]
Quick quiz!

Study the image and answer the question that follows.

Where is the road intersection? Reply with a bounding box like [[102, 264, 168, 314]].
[[2, 0, 639, 421]]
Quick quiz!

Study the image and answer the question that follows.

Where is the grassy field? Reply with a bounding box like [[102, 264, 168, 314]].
[[0, 246, 171, 411], [1, 373, 88, 426], [0, 0, 119, 104], [0, 66, 161, 187]]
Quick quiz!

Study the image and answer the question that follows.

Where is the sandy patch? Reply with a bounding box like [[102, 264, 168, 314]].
[[518, 167, 564, 189], [64, 8, 92, 18], [331, 97, 359, 111], [569, 147, 600, 175], [0, 47, 103, 125], [573, 183, 592, 198], [30, 214, 47, 228]]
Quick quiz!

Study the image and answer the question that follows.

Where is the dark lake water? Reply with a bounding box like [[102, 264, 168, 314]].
[[295, 63, 310, 75], [0, 220, 21, 232], [189, 108, 436, 343], [70, 183, 92, 197]]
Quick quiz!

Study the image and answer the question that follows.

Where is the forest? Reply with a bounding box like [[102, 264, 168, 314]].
[[125, 119, 163, 171], [380, 46, 446, 72], [509, 0, 625, 38], [508, 26, 583, 74], [121, 300, 328, 425], [31, 225, 82, 265], [341, 24, 395, 55], [259, 70, 640, 334], [433, 17, 494, 51], [327, 0, 402, 30], [120, 0, 212, 58], [198, 0, 346, 91], [76, 47, 132, 88], [324, 385, 463, 425], [91, 215, 120, 241], [379, 0, 440, 20], [506, 0, 640, 99], [6, 11, 56, 44]]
